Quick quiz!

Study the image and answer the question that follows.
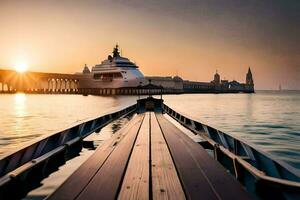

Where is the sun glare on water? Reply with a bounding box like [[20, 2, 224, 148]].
[[14, 93, 26, 104], [15, 62, 28, 73]]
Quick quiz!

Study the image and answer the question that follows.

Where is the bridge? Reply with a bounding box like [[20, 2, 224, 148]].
[[0, 69, 173, 95], [0, 69, 81, 93]]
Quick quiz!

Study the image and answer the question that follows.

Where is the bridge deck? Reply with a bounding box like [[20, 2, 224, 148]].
[[47, 112, 252, 200]]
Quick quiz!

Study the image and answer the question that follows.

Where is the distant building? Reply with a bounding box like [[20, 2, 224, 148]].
[[183, 81, 211, 93], [229, 80, 243, 92], [244, 67, 254, 93], [212, 70, 221, 85], [145, 67, 254, 93], [82, 64, 91, 74], [145, 76, 183, 93], [246, 67, 254, 85]]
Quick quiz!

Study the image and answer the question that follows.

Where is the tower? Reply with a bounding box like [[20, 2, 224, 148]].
[[246, 67, 254, 85], [214, 70, 220, 84], [112, 44, 121, 58], [245, 67, 254, 93], [82, 64, 90, 74]]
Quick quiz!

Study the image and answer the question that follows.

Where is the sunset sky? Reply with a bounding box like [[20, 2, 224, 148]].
[[0, 0, 299, 90]]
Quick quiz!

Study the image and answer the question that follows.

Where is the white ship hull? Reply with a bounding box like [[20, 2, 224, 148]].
[[79, 68, 146, 89]]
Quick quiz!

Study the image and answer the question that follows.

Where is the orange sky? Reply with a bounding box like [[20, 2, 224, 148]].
[[0, 0, 299, 90]]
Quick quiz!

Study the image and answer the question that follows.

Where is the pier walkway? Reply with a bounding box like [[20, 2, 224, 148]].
[[47, 112, 251, 200]]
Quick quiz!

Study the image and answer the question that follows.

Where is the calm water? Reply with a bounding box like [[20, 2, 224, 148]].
[[0, 91, 299, 170]]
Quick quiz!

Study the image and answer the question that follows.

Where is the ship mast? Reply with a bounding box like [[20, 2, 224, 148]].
[[112, 44, 121, 58]]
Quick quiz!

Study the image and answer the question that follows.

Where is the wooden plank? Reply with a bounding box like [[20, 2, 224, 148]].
[[47, 114, 144, 200], [156, 113, 252, 200], [76, 114, 145, 200], [151, 112, 186, 200], [118, 113, 150, 200]]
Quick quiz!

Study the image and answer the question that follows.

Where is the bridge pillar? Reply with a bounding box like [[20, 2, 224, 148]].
[[67, 79, 70, 93], [76, 80, 79, 92], [53, 79, 56, 93], [72, 80, 75, 93], [49, 79, 52, 93], [47, 79, 50, 93], [63, 79, 67, 93], [51, 79, 55, 93], [52, 79, 56, 93], [61, 79, 64, 93], [68, 79, 72, 93], [69, 80, 72, 92], [58, 79, 61, 92], [54, 79, 57, 92], [73, 80, 78, 93], [8, 84, 12, 92], [74, 80, 78, 92], [64, 79, 68, 93], [58, 79, 62, 93], [70, 80, 74, 93], [68, 79, 71, 93], [49, 79, 52, 92], [60, 79, 64, 93], [70, 80, 73, 92], [56, 79, 60, 93], [57, 79, 60, 93]]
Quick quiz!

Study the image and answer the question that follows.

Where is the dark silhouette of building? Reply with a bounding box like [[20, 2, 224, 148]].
[[82, 64, 91, 74], [246, 67, 254, 85], [213, 70, 221, 85], [145, 67, 255, 94], [245, 67, 254, 92]]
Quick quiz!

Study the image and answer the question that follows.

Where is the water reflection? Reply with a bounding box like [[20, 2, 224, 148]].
[[14, 92, 26, 104], [14, 93, 27, 128], [0, 94, 138, 157], [7, 93, 29, 150]]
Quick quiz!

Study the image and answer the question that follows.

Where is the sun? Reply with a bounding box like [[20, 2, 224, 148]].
[[15, 62, 28, 73]]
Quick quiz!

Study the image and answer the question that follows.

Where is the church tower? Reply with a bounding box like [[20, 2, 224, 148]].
[[214, 70, 220, 85], [245, 67, 254, 93], [246, 67, 254, 85]]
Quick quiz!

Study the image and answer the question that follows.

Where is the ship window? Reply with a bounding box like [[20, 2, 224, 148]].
[[113, 72, 123, 78], [93, 73, 113, 79], [93, 73, 123, 80], [116, 61, 133, 65]]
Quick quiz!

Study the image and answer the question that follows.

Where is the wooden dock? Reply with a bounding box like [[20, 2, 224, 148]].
[[47, 112, 252, 200]]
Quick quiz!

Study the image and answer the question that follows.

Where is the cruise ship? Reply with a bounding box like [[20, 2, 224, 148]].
[[79, 45, 145, 89]]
